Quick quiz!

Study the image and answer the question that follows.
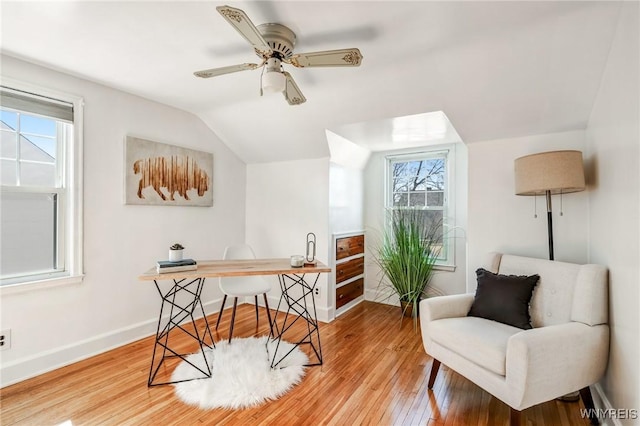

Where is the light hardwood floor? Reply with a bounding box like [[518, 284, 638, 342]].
[[1, 301, 591, 425]]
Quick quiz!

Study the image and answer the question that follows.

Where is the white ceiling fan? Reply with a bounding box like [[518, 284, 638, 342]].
[[194, 5, 363, 105]]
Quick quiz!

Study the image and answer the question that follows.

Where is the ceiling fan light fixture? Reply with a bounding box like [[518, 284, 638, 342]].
[[194, 6, 363, 105], [262, 69, 286, 93]]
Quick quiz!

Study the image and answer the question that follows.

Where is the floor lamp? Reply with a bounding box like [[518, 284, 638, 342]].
[[514, 150, 586, 402], [514, 150, 586, 261]]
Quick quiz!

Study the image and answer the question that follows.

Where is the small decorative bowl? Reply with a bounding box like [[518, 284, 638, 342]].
[[290, 255, 304, 267]]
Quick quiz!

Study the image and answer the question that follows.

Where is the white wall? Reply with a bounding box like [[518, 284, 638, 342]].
[[363, 142, 469, 303], [466, 130, 589, 289], [0, 55, 247, 386], [585, 2, 639, 422], [329, 162, 364, 235], [328, 161, 365, 317], [245, 158, 331, 320]]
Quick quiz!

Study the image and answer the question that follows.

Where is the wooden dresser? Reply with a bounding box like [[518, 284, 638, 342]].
[[334, 232, 365, 314]]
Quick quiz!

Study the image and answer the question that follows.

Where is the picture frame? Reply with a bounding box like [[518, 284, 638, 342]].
[[124, 136, 213, 206]]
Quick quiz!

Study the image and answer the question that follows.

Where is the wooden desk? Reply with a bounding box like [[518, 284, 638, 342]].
[[140, 259, 331, 385], [139, 258, 331, 281]]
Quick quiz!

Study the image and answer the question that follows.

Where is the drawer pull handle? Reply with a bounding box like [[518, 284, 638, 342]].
[[339, 294, 344, 299]]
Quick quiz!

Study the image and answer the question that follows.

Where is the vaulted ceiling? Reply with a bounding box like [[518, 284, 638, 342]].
[[0, 1, 622, 163]]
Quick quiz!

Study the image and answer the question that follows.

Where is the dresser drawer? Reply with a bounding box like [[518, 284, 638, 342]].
[[335, 256, 364, 284], [336, 278, 364, 309], [336, 234, 365, 260]]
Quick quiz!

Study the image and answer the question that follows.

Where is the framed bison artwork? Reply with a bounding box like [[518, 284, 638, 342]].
[[124, 136, 213, 206]]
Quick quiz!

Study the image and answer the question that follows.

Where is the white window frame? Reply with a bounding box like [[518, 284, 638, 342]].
[[384, 146, 456, 270], [0, 78, 84, 294]]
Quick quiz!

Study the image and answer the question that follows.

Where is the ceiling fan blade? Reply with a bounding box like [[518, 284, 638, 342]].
[[216, 5, 273, 56], [286, 48, 363, 68], [194, 63, 259, 78], [282, 72, 306, 105]]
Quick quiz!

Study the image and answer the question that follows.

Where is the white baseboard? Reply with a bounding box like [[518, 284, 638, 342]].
[[365, 287, 399, 306], [1, 297, 224, 388], [591, 383, 624, 426], [315, 306, 331, 323], [1, 294, 332, 388], [1, 317, 158, 388]]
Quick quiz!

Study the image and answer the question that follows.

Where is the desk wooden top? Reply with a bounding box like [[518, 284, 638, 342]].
[[139, 258, 331, 281]]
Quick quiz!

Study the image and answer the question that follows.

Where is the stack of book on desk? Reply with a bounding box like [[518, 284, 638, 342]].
[[156, 259, 197, 274]]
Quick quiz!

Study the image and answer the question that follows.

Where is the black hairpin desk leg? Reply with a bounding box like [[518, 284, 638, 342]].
[[147, 277, 215, 386], [269, 273, 323, 369]]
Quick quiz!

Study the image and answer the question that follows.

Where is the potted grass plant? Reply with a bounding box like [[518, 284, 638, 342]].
[[375, 208, 441, 321]]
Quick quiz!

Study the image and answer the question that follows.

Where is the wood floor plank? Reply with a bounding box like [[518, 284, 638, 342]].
[[0, 301, 592, 425]]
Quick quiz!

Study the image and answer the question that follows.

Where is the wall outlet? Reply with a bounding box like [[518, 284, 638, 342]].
[[0, 329, 11, 351], [314, 287, 320, 297]]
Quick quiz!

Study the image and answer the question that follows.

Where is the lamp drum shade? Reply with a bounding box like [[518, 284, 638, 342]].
[[514, 150, 585, 196]]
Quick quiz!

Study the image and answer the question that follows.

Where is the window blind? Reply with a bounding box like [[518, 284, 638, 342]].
[[1, 86, 74, 123]]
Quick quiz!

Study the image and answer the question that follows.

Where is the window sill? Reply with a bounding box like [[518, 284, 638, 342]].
[[434, 264, 456, 272], [0, 274, 84, 296]]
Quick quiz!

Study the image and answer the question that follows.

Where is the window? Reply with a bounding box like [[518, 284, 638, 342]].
[[386, 149, 454, 267], [1, 82, 83, 288]]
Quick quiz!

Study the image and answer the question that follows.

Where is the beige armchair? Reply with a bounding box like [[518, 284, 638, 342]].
[[420, 253, 609, 425]]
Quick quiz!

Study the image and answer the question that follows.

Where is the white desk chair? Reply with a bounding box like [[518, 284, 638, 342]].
[[215, 244, 273, 343]]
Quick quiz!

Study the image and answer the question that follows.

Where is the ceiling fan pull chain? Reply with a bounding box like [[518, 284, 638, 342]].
[[534, 195, 538, 218]]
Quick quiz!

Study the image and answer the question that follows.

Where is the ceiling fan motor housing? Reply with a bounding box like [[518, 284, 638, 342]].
[[256, 23, 296, 59]]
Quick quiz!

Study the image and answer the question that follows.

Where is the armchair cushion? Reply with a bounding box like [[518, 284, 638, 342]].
[[429, 317, 522, 375], [468, 268, 540, 329]]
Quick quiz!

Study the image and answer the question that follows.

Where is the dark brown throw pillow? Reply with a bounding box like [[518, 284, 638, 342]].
[[468, 268, 539, 329]]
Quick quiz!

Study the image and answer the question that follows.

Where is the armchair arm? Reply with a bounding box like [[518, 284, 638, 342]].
[[505, 322, 609, 410], [420, 293, 475, 357], [420, 293, 475, 323]]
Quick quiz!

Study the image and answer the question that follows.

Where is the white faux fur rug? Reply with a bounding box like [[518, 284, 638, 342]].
[[172, 336, 308, 410]]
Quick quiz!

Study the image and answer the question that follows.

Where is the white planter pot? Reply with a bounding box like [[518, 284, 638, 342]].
[[169, 249, 184, 262]]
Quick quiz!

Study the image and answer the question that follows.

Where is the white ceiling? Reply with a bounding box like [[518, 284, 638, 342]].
[[0, 1, 622, 163], [333, 111, 462, 152]]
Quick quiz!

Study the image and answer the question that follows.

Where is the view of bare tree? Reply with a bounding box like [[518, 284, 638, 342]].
[[389, 158, 446, 245], [391, 159, 444, 207]]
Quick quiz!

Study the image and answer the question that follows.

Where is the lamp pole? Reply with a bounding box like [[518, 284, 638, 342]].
[[515, 150, 586, 403], [546, 190, 554, 261]]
